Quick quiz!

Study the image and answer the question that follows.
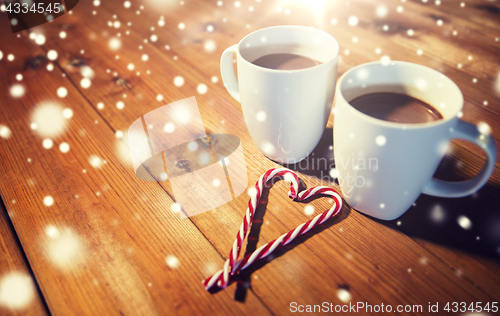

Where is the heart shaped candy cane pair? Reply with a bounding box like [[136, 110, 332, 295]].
[[203, 168, 343, 290]]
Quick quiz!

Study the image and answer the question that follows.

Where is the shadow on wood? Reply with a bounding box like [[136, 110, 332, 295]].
[[281, 127, 500, 258]]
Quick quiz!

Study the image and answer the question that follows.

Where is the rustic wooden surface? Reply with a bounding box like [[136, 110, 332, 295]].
[[0, 0, 499, 315]]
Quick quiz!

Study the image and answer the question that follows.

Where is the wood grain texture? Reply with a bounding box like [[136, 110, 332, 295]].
[[0, 202, 49, 316], [0, 0, 499, 315], [0, 18, 270, 316]]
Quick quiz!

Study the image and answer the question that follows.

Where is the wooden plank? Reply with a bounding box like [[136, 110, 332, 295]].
[[0, 0, 499, 314], [0, 26, 271, 315], [0, 201, 49, 316], [31, 0, 500, 311]]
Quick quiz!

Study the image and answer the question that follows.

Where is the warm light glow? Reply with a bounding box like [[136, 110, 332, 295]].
[[282, 0, 327, 14]]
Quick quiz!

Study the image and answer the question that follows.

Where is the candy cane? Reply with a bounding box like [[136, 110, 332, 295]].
[[203, 168, 342, 291]]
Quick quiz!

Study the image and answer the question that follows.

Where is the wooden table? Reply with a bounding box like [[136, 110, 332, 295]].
[[1, 0, 499, 315]]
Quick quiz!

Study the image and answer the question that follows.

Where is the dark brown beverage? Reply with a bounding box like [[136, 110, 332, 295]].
[[349, 92, 443, 124], [252, 53, 322, 70]]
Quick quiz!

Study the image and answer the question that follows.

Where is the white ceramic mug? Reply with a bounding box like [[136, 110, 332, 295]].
[[221, 25, 339, 163], [334, 61, 497, 220]]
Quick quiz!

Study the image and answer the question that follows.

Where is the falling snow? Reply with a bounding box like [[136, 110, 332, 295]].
[[81, 66, 95, 78], [45, 227, 86, 270], [375, 135, 387, 146], [59, 142, 70, 153], [199, 152, 211, 164], [430, 204, 446, 224], [329, 168, 339, 178], [35, 34, 46, 45], [477, 122, 491, 135], [0, 272, 35, 310], [304, 205, 315, 215], [197, 83, 208, 94], [204, 40, 216, 53], [57, 87, 68, 98], [212, 178, 221, 187], [44, 195, 54, 206], [247, 187, 257, 198], [256, 111, 267, 122], [42, 138, 54, 149], [337, 288, 351, 303], [10, 84, 25, 98], [165, 255, 180, 269], [89, 155, 103, 168], [31, 103, 67, 137], [380, 55, 391, 66], [164, 123, 175, 133], [80, 78, 91, 89], [261, 141, 276, 155], [171, 203, 181, 213], [187, 141, 198, 151], [0, 125, 12, 139], [457, 215, 472, 230], [348, 16, 358, 26], [47, 50, 58, 61], [174, 76, 185, 87], [376, 5, 388, 18], [109, 37, 122, 50], [62, 108, 73, 119]]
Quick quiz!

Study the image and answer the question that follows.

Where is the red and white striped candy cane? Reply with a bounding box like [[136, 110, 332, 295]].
[[203, 168, 342, 291], [219, 168, 299, 288]]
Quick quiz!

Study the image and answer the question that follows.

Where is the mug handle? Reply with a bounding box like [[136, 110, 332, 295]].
[[220, 44, 241, 102], [422, 120, 497, 198]]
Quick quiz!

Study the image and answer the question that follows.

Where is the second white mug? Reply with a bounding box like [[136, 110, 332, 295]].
[[334, 61, 497, 220]]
